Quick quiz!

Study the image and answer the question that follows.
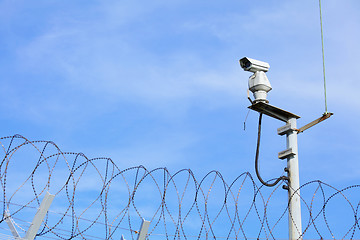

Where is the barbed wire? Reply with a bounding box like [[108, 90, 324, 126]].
[[0, 134, 359, 239]]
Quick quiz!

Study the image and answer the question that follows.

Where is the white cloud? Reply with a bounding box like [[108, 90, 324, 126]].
[[15, 12, 245, 113]]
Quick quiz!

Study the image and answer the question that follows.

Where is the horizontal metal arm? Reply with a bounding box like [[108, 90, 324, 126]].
[[297, 112, 333, 133]]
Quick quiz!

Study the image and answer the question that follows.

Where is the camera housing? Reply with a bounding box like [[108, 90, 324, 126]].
[[239, 57, 272, 103], [248, 71, 272, 103], [239, 57, 270, 73]]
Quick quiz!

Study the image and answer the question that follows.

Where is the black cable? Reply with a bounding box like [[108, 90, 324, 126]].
[[255, 113, 288, 187]]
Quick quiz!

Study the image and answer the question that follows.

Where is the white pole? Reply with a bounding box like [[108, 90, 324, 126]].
[[136, 218, 150, 240], [25, 192, 55, 240], [286, 117, 302, 239], [4, 212, 20, 239]]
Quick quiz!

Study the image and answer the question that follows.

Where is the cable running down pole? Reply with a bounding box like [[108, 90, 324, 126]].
[[255, 113, 287, 187]]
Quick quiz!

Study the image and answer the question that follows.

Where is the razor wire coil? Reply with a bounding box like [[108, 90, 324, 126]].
[[0, 135, 359, 240]]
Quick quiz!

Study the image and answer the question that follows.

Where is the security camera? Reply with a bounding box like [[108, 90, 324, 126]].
[[239, 57, 270, 73], [239, 57, 272, 103]]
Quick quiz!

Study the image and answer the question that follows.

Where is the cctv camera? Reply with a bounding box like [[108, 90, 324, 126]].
[[239, 57, 272, 103], [239, 57, 270, 73]]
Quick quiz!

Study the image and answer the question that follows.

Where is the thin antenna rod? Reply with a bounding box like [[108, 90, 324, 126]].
[[319, 0, 328, 113]]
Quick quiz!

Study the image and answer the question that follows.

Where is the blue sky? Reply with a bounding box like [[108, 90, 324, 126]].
[[1, 0, 360, 238]]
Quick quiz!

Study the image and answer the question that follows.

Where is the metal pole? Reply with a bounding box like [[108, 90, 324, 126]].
[[286, 117, 302, 239], [25, 192, 55, 240], [248, 102, 305, 239], [4, 212, 21, 239], [136, 218, 150, 240]]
